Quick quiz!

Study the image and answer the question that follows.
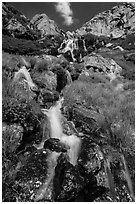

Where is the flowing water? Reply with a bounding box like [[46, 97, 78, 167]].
[[35, 98, 81, 201]]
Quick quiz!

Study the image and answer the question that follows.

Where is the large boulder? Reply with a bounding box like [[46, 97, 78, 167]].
[[83, 53, 122, 80], [3, 150, 49, 202]]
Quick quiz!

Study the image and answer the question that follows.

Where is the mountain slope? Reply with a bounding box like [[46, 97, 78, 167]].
[[76, 2, 135, 39], [2, 2, 41, 40]]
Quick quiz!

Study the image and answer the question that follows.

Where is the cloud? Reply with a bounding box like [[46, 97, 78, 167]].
[[55, 2, 74, 26]]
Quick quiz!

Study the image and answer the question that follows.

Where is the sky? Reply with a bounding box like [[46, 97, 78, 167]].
[[8, 2, 120, 31]]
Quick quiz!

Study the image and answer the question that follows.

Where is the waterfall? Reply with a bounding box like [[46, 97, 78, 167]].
[[34, 151, 60, 201], [42, 97, 81, 165], [61, 134, 81, 166], [66, 69, 72, 85], [35, 98, 81, 201], [82, 39, 87, 52], [42, 98, 63, 139]]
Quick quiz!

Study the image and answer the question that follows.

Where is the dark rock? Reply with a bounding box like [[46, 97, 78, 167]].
[[6, 150, 49, 202], [53, 91, 60, 101], [42, 90, 55, 103], [78, 138, 103, 175], [52, 65, 71, 93], [53, 151, 105, 202], [67, 104, 100, 134], [83, 184, 107, 202], [41, 90, 59, 104], [44, 138, 70, 153], [53, 155, 84, 201], [2, 182, 17, 202]]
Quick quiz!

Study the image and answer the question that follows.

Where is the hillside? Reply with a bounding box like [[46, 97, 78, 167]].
[[76, 2, 135, 39]]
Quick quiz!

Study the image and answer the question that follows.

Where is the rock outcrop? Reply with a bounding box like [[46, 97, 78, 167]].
[[31, 14, 62, 37], [76, 2, 135, 39], [83, 53, 122, 80]]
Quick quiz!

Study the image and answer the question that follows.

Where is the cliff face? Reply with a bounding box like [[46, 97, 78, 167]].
[[76, 2, 135, 39], [31, 14, 62, 37]]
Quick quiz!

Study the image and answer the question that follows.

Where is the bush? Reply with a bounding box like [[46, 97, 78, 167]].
[[115, 59, 135, 80], [2, 35, 42, 55], [33, 59, 49, 73]]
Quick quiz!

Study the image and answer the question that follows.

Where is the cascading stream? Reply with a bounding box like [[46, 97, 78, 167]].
[[35, 98, 81, 201]]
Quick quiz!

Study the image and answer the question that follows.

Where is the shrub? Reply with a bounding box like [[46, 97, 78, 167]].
[[29, 57, 37, 70], [2, 35, 42, 55], [2, 79, 43, 150], [115, 59, 135, 80], [33, 59, 49, 73]]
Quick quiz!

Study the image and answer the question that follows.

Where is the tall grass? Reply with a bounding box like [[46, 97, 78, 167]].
[[63, 78, 135, 200]]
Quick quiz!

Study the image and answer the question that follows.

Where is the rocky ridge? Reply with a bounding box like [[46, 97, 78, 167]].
[[2, 2, 41, 40], [31, 14, 62, 37], [76, 2, 135, 39]]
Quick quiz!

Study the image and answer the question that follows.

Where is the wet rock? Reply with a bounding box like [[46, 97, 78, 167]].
[[42, 90, 55, 103], [44, 138, 70, 153], [78, 138, 103, 175], [53, 155, 84, 201], [6, 150, 49, 202], [83, 184, 107, 202], [53, 151, 106, 202]]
